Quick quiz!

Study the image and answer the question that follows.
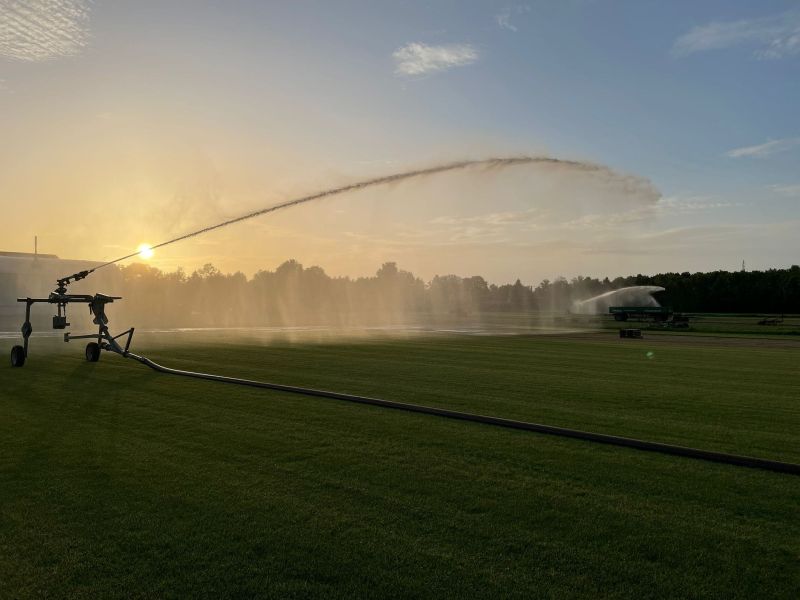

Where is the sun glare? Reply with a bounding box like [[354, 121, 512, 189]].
[[137, 243, 154, 260]]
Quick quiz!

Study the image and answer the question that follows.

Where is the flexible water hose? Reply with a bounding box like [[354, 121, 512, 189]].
[[125, 352, 800, 476]]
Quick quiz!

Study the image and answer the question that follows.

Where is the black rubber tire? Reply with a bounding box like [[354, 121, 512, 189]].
[[11, 345, 25, 367], [85, 342, 101, 362]]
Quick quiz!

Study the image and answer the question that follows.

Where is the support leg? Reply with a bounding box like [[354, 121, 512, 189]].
[[21, 300, 33, 357]]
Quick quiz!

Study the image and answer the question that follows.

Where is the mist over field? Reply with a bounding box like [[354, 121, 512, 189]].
[[5, 255, 798, 335]]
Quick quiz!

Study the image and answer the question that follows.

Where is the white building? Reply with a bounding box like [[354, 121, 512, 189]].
[[0, 251, 114, 329]]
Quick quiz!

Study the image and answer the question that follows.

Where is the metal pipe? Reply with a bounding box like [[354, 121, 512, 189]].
[[124, 352, 800, 476]]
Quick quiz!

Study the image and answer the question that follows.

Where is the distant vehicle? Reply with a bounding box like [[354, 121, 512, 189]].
[[758, 316, 784, 326], [667, 313, 691, 328], [619, 328, 642, 338], [609, 306, 673, 322]]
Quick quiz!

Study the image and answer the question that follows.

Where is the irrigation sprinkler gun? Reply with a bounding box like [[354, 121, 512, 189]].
[[10, 269, 135, 367]]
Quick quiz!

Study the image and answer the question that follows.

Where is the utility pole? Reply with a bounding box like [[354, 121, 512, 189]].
[[741, 260, 745, 272]]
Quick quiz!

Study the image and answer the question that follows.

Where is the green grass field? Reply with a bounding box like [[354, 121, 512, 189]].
[[1, 331, 799, 598]]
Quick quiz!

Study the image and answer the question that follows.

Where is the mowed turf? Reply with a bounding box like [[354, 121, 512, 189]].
[[0, 332, 798, 598]]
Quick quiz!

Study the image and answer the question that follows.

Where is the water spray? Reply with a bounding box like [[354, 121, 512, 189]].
[[571, 286, 666, 315]]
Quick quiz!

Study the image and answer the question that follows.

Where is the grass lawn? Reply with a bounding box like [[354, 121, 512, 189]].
[[1, 331, 799, 598]]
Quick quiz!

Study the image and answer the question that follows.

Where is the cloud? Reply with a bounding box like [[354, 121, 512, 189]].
[[726, 137, 800, 158], [496, 11, 517, 32], [656, 195, 736, 213], [393, 42, 479, 76], [431, 208, 541, 227], [557, 197, 733, 232], [769, 183, 800, 197], [0, 0, 91, 61], [581, 220, 800, 259], [427, 193, 734, 242], [672, 10, 800, 58], [634, 221, 799, 247], [495, 5, 530, 32]]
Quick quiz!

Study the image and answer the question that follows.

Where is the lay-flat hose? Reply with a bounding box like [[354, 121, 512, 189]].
[[124, 352, 800, 476]]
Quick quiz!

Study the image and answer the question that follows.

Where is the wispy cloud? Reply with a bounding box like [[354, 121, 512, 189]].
[[429, 194, 733, 240], [632, 221, 798, 247], [656, 195, 736, 213], [583, 220, 800, 257], [393, 42, 479, 76], [495, 5, 530, 32], [559, 197, 734, 232], [0, 0, 91, 61], [769, 183, 800, 197], [431, 208, 541, 228], [672, 10, 800, 59], [726, 137, 800, 158]]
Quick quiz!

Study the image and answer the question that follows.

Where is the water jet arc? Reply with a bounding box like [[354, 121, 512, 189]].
[[89, 155, 656, 273]]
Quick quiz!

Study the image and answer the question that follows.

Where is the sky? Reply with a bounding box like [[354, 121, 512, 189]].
[[1, 0, 798, 285]]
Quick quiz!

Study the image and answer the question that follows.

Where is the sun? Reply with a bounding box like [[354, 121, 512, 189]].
[[137, 243, 154, 260]]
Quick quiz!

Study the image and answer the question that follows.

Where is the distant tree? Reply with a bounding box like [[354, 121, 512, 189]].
[[79, 260, 800, 329]]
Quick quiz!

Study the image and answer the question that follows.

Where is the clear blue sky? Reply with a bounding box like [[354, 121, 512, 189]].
[[1, 1, 798, 282]]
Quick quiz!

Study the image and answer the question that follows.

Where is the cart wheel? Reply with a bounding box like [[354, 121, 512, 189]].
[[11, 345, 26, 367], [85, 342, 101, 362]]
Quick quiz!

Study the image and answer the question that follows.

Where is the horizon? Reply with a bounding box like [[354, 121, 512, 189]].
[[102, 255, 800, 287], [4, 246, 797, 292]]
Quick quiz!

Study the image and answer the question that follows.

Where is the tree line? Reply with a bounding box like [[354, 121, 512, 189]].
[[102, 260, 800, 327]]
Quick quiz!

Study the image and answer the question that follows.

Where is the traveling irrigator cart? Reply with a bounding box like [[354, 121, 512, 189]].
[[609, 306, 673, 322], [10, 270, 134, 367]]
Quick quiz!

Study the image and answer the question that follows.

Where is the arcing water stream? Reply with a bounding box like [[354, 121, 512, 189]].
[[91, 155, 658, 272], [571, 286, 666, 314]]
